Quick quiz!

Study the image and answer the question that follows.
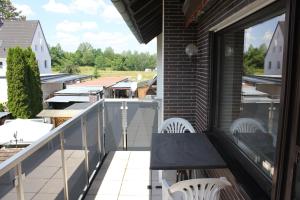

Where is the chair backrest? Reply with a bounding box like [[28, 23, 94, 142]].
[[159, 118, 195, 133], [230, 118, 266, 134], [166, 178, 231, 200]]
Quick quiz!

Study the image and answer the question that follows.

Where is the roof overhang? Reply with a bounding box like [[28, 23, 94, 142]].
[[112, 0, 162, 44]]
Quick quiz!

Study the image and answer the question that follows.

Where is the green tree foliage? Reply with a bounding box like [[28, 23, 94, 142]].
[[60, 59, 80, 74], [0, 103, 5, 112], [0, 0, 25, 20], [49, 43, 157, 72], [244, 44, 267, 75], [50, 44, 65, 68], [93, 66, 100, 78], [6, 47, 42, 118]]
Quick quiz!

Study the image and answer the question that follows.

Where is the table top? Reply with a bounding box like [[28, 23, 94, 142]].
[[150, 133, 227, 170]]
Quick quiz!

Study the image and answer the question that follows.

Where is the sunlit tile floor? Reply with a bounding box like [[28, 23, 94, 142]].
[[85, 151, 176, 200]]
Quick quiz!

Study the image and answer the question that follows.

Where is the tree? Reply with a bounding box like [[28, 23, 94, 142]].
[[25, 48, 43, 116], [6, 47, 42, 118], [0, 103, 5, 112], [95, 54, 105, 69], [76, 42, 95, 66], [60, 59, 80, 74], [0, 0, 25, 20], [244, 44, 267, 75], [50, 44, 65, 68], [93, 66, 100, 78]]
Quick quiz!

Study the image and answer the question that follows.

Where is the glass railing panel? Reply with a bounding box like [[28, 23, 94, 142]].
[[21, 134, 64, 200], [86, 108, 100, 177], [63, 119, 87, 200], [0, 168, 18, 200], [127, 101, 158, 150], [104, 101, 123, 151]]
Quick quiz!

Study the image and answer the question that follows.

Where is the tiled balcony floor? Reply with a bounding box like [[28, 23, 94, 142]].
[[85, 151, 176, 200]]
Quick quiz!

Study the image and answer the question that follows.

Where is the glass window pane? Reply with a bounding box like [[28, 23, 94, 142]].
[[217, 14, 286, 177]]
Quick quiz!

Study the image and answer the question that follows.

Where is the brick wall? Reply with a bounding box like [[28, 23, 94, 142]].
[[163, 0, 255, 130], [194, 0, 255, 131], [163, 0, 197, 126]]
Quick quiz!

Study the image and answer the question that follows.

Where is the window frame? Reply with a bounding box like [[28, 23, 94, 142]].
[[209, 1, 287, 197]]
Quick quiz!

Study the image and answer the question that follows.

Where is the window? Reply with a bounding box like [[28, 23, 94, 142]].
[[273, 46, 276, 52], [277, 61, 281, 69], [44, 60, 47, 68], [35, 45, 38, 51], [0, 61, 3, 69], [215, 14, 285, 181]]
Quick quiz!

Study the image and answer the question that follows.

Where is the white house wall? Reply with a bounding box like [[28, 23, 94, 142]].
[[31, 23, 52, 74], [264, 26, 284, 75], [0, 58, 7, 76], [0, 78, 7, 103]]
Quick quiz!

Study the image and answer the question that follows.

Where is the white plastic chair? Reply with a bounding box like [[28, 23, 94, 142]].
[[162, 177, 231, 200], [158, 118, 196, 183], [159, 118, 196, 133], [230, 118, 266, 134]]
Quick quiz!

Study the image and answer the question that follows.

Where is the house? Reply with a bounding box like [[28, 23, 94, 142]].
[[0, 20, 52, 103], [0, 20, 52, 75], [137, 76, 157, 99], [264, 22, 285, 75], [1, 1, 300, 200], [70, 76, 129, 98], [111, 81, 137, 98]]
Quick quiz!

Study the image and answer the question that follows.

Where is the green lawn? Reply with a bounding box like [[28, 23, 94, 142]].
[[52, 66, 156, 82], [79, 66, 156, 81]]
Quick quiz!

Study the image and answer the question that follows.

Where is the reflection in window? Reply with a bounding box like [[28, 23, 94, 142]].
[[217, 14, 285, 178]]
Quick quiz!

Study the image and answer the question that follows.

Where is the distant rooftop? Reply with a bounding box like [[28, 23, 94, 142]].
[[46, 96, 90, 103], [0, 20, 39, 58], [41, 73, 92, 84], [0, 112, 10, 119], [55, 86, 103, 96], [112, 81, 138, 91], [72, 76, 128, 87]]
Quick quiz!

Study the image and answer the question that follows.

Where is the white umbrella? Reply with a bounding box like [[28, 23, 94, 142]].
[[0, 119, 53, 145]]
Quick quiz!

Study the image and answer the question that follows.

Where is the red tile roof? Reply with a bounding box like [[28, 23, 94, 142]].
[[73, 77, 128, 87]]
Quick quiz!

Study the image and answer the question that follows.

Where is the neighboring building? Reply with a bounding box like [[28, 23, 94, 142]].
[[137, 76, 157, 99], [111, 81, 137, 98], [46, 87, 103, 109], [0, 20, 52, 75], [71, 76, 129, 98], [0, 112, 10, 125], [0, 20, 53, 103], [264, 22, 285, 75]]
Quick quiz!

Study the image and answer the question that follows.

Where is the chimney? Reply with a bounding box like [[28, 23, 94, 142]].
[[89, 91, 100, 103]]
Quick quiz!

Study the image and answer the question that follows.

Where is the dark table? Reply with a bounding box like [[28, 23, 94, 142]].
[[150, 133, 227, 170]]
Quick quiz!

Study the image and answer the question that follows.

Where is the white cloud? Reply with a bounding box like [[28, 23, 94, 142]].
[[244, 28, 255, 50], [43, 0, 72, 14], [56, 20, 98, 33], [56, 32, 81, 51], [14, 3, 35, 17], [101, 4, 123, 23], [263, 31, 273, 46], [43, 0, 123, 23]]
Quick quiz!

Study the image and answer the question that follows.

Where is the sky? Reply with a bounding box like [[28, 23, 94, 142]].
[[244, 14, 285, 51], [11, 0, 157, 53]]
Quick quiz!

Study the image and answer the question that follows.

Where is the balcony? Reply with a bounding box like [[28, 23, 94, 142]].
[[0, 99, 161, 200]]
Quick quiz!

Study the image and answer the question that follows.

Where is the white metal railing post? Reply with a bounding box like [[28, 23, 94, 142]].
[[60, 132, 69, 200], [120, 101, 128, 150], [81, 116, 89, 184], [15, 163, 25, 200]]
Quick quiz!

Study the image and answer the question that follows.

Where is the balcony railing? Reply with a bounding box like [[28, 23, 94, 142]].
[[0, 99, 160, 200]]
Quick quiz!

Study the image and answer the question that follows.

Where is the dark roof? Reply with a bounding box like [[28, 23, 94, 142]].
[[0, 20, 39, 57], [41, 74, 92, 83], [112, 0, 162, 44]]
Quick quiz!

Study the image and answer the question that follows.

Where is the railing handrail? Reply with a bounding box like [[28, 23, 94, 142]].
[[0, 98, 160, 177], [0, 100, 103, 177]]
